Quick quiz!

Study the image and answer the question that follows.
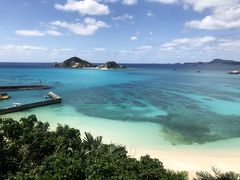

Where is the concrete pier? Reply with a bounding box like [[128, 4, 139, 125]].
[[0, 85, 50, 91], [0, 91, 62, 115]]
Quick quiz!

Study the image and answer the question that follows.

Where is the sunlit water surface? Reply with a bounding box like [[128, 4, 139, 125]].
[[1, 63, 240, 151]]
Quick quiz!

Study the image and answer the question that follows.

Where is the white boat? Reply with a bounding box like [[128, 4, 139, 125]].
[[12, 103, 22, 107], [44, 94, 50, 99], [228, 70, 240, 74]]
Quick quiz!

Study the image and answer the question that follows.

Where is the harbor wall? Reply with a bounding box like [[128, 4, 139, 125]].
[[0, 85, 50, 91], [0, 98, 61, 115]]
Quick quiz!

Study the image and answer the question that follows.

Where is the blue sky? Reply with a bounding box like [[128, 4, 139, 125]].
[[0, 0, 239, 63]]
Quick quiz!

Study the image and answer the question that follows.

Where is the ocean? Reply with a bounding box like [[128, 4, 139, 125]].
[[0, 62, 240, 154]]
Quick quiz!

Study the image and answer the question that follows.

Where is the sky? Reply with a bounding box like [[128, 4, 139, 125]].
[[0, 0, 239, 63]]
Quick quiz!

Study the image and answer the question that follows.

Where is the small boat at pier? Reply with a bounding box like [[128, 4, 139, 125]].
[[0, 93, 10, 100], [12, 103, 22, 107]]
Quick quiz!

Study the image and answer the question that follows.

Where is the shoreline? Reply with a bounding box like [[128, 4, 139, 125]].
[[3, 106, 240, 179], [130, 148, 240, 179]]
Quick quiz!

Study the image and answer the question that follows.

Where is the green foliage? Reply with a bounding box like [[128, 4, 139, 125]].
[[138, 155, 165, 180], [3, 114, 232, 180], [194, 168, 240, 180], [165, 170, 188, 180]]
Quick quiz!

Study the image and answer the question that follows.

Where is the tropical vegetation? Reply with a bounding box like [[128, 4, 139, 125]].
[[0, 115, 239, 180]]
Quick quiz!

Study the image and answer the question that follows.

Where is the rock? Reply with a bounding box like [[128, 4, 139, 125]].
[[54, 57, 97, 68], [98, 61, 125, 69]]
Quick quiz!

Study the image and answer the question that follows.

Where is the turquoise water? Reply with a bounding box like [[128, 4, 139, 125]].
[[1, 63, 240, 147]]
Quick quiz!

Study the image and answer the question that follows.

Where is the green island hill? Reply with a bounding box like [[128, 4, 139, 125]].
[[53, 57, 97, 68], [54, 57, 125, 69]]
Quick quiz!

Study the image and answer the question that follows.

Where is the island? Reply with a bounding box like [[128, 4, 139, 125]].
[[54, 57, 97, 68], [183, 59, 240, 65], [54, 57, 126, 69], [208, 59, 240, 65], [98, 61, 125, 69], [182, 59, 240, 75]]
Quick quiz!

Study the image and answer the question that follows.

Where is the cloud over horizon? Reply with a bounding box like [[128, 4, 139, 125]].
[[51, 18, 109, 35]]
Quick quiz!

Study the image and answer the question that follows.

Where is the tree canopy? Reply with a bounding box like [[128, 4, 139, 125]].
[[0, 115, 238, 180]]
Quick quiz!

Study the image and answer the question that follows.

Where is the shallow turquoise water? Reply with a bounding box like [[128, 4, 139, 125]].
[[1, 64, 240, 147]]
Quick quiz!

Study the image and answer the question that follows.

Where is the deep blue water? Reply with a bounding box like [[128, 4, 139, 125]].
[[1, 62, 240, 145]]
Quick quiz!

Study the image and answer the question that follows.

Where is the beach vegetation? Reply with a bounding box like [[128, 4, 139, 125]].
[[0, 115, 237, 180], [194, 168, 239, 180]]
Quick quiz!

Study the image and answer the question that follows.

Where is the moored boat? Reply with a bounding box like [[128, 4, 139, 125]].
[[227, 70, 240, 74], [0, 93, 10, 100]]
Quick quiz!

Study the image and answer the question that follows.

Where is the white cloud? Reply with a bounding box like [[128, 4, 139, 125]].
[[93, 47, 106, 51], [157, 36, 240, 62], [146, 0, 178, 4], [104, 0, 119, 3], [51, 18, 109, 35], [134, 45, 153, 52], [218, 39, 240, 51], [45, 30, 63, 36], [186, 5, 240, 30], [102, 0, 138, 5], [15, 30, 62, 37], [184, 1, 240, 30], [118, 50, 128, 54], [182, 0, 237, 12], [55, 0, 110, 16], [0, 44, 78, 62], [112, 13, 134, 21], [15, 30, 45, 37], [160, 36, 216, 51], [0, 44, 48, 51], [145, 0, 240, 30], [146, 12, 154, 17], [0, 44, 48, 62], [130, 36, 138, 40], [122, 0, 138, 5], [52, 48, 74, 52]]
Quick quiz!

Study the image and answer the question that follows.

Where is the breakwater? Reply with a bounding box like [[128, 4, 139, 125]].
[[0, 85, 50, 91], [0, 92, 61, 115]]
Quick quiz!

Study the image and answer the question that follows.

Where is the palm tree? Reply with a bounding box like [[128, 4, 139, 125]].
[[194, 168, 240, 180], [82, 132, 102, 155], [105, 144, 127, 157]]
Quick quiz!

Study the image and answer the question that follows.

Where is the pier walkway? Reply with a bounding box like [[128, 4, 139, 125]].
[[0, 85, 50, 91], [0, 91, 62, 115]]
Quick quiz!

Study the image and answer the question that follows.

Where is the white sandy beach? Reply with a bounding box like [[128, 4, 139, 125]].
[[5, 106, 240, 179], [131, 148, 240, 179]]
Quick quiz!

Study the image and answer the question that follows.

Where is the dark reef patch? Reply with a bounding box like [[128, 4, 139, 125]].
[[62, 72, 240, 145]]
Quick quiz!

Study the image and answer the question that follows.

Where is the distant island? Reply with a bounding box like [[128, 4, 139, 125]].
[[54, 57, 125, 69], [54, 57, 97, 68], [98, 61, 125, 69], [182, 59, 240, 74], [183, 59, 240, 65]]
